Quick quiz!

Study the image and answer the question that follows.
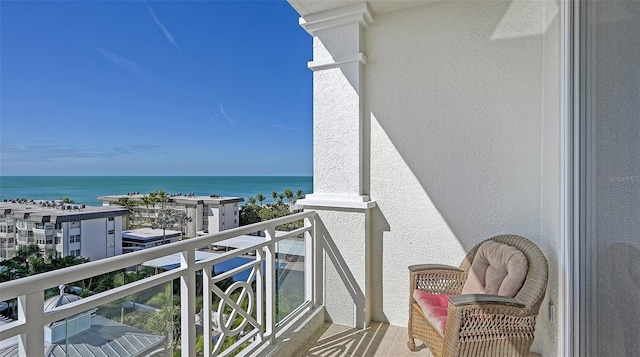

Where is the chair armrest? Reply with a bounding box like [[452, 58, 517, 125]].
[[408, 264, 463, 273], [409, 264, 467, 295], [442, 294, 537, 355], [448, 294, 525, 309]]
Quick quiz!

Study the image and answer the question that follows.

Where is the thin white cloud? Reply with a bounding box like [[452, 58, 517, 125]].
[[97, 48, 145, 77], [214, 97, 234, 123], [143, 0, 180, 50], [1, 144, 159, 161], [272, 124, 301, 130]]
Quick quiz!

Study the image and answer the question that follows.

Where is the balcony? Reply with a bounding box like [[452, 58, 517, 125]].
[[0, 212, 324, 357]]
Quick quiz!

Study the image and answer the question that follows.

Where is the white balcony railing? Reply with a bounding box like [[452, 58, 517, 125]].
[[0, 211, 317, 357]]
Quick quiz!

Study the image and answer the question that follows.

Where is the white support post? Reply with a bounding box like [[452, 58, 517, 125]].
[[297, 3, 377, 329], [180, 249, 196, 357], [264, 227, 276, 343], [18, 292, 44, 357], [202, 264, 212, 356]]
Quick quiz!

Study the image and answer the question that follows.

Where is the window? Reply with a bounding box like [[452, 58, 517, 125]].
[[70, 234, 81, 243], [108, 229, 115, 235], [108, 217, 115, 221], [35, 233, 46, 245], [234, 210, 237, 216]]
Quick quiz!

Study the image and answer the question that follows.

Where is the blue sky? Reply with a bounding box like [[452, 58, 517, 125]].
[[0, 0, 312, 176]]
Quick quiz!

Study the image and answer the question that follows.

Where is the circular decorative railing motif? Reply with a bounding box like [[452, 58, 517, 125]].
[[215, 281, 254, 337]]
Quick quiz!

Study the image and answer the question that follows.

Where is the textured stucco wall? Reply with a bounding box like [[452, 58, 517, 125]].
[[314, 208, 371, 327], [364, 0, 546, 331], [312, 23, 364, 197]]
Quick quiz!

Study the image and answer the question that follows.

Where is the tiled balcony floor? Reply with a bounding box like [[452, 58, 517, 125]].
[[293, 322, 433, 357]]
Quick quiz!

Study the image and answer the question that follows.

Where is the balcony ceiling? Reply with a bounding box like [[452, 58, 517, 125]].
[[288, 0, 434, 16]]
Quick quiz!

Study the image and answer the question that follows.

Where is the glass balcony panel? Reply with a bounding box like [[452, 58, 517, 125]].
[[276, 236, 306, 324]]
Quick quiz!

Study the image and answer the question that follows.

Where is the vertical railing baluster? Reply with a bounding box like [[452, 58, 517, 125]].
[[180, 249, 196, 357], [304, 216, 314, 305], [264, 226, 276, 343], [203, 264, 212, 356], [18, 292, 44, 357], [256, 244, 264, 342]]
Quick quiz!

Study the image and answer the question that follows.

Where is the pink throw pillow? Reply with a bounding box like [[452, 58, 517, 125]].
[[413, 289, 450, 334]]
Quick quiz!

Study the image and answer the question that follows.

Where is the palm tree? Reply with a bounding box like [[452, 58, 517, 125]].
[[278, 193, 285, 205], [149, 191, 159, 217], [173, 211, 192, 238], [152, 209, 176, 243], [256, 193, 265, 207], [61, 197, 75, 204], [155, 190, 169, 210], [116, 197, 136, 229], [296, 189, 304, 200], [15, 243, 41, 264], [248, 197, 257, 205], [284, 189, 294, 212], [140, 195, 153, 223], [271, 191, 278, 205]]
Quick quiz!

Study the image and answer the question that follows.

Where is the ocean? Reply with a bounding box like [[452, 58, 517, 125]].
[[0, 176, 313, 206]]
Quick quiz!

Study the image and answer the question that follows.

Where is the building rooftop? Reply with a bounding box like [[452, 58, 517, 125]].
[[122, 227, 182, 240], [0, 200, 130, 223], [0, 316, 164, 357]]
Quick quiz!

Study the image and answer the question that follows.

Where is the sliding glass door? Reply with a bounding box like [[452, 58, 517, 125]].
[[578, 1, 640, 355]]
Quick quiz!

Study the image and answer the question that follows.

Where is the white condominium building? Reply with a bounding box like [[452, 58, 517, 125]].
[[98, 193, 244, 237], [0, 199, 129, 261]]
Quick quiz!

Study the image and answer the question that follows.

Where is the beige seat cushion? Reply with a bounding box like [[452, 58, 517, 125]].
[[461, 240, 528, 297]]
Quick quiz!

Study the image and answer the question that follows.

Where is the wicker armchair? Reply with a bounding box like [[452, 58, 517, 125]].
[[407, 234, 548, 357]]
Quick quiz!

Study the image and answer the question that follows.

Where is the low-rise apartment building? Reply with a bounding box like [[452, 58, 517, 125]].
[[98, 193, 243, 237], [0, 199, 129, 261], [121, 227, 182, 253]]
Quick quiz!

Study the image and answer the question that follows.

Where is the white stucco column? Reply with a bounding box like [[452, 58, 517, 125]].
[[297, 3, 377, 328], [299, 2, 373, 208]]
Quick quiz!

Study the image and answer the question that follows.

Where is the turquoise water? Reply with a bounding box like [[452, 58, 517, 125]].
[[0, 176, 313, 206]]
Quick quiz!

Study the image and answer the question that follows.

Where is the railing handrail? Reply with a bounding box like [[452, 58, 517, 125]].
[[0, 211, 316, 301]]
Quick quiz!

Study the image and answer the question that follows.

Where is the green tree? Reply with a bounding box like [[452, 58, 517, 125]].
[[153, 209, 177, 243], [271, 191, 278, 205], [155, 190, 169, 211], [116, 197, 136, 229], [296, 189, 304, 200], [61, 197, 75, 204], [283, 189, 294, 212], [140, 195, 154, 223], [173, 211, 193, 237], [239, 204, 261, 226], [255, 194, 265, 207]]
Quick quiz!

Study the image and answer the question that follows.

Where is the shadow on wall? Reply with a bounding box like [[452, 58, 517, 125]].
[[599, 243, 640, 356], [312, 0, 553, 253], [370, 206, 390, 323], [362, 0, 548, 251], [315, 214, 366, 323]]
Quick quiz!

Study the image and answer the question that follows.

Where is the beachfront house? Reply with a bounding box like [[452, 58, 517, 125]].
[[1, 0, 637, 356]]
